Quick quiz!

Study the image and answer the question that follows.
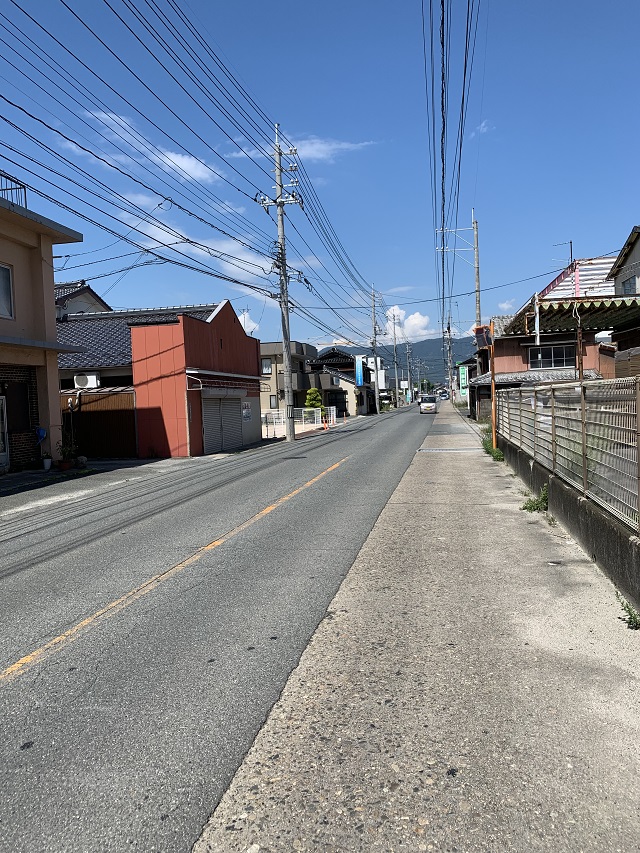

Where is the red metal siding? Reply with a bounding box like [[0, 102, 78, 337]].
[[131, 323, 189, 458], [182, 303, 260, 379]]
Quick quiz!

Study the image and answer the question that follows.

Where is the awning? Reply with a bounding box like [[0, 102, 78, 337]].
[[503, 297, 640, 336]]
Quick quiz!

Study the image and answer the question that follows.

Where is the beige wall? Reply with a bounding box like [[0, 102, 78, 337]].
[[0, 205, 81, 461]]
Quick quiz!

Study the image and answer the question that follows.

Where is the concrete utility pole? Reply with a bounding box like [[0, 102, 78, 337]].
[[446, 319, 454, 396], [392, 312, 400, 407], [406, 342, 412, 402], [473, 210, 482, 379], [257, 124, 302, 443], [371, 286, 381, 414]]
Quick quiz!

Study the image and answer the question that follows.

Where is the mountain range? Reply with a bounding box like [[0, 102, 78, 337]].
[[321, 336, 476, 384]]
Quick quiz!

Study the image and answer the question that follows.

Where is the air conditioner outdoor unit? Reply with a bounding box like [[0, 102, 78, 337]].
[[74, 371, 100, 389]]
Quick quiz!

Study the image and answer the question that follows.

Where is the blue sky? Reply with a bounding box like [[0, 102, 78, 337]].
[[1, 0, 637, 349]]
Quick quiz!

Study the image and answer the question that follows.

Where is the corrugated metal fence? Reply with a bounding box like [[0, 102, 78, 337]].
[[497, 378, 639, 530]]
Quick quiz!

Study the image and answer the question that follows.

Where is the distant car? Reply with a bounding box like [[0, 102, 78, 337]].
[[419, 394, 439, 414], [439, 390, 449, 399]]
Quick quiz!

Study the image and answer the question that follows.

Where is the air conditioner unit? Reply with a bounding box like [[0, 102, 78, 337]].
[[74, 371, 100, 389]]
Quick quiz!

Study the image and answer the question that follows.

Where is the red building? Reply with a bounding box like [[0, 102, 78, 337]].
[[132, 302, 261, 457], [57, 300, 261, 458]]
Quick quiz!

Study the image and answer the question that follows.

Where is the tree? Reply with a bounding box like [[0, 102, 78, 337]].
[[305, 388, 324, 410]]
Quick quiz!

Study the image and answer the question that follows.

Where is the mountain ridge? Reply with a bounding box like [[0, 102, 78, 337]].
[[320, 336, 476, 383]]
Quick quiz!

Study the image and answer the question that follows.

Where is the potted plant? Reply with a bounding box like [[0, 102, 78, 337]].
[[56, 437, 77, 470], [42, 451, 52, 472]]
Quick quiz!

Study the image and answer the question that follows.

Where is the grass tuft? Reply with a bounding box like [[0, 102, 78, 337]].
[[480, 426, 504, 461], [616, 591, 640, 630], [521, 484, 548, 512]]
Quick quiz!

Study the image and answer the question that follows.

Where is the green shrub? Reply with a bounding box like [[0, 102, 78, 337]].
[[480, 426, 504, 461], [521, 484, 548, 512], [305, 389, 324, 412]]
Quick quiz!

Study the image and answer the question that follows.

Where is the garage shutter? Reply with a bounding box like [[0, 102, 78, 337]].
[[221, 399, 242, 450], [202, 398, 222, 454]]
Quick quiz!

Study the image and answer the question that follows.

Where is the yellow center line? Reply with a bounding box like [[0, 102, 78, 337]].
[[1, 456, 349, 686]]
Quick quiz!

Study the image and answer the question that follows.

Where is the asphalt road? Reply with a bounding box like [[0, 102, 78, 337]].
[[0, 407, 432, 853]]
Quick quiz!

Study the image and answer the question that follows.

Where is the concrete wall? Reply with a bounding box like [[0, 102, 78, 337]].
[[498, 436, 640, 609], [241, 397, 261, 445]]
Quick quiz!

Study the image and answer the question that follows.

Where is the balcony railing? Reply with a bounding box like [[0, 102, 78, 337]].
[[0, 171, 27, 207]]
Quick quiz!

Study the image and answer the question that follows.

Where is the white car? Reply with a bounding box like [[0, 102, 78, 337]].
[[419, 394, 439, 414]]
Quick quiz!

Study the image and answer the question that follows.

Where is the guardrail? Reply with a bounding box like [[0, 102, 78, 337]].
[[497, 377, 639, 530]]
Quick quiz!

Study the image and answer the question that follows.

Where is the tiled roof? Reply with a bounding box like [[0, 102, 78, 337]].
[[491, 315, 515, 337], [54, 281, 112, 311], [54, 281, 86, 299], [470, 368, 601, 387], [57, 305, 217, 370]]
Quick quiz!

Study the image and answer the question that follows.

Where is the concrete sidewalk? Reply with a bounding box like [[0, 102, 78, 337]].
[[194, 402, 640, 852]]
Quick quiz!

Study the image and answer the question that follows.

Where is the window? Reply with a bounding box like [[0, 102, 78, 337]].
[[269, 394, 278, 409], [261, 358, 272, 375], [622, 276, 637, 295], [0, 264, 13, 319], [332, 376, 341, 385], [528, 345, 575, 369]]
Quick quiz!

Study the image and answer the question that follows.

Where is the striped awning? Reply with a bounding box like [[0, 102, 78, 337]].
[[503, 297, 640, 335]]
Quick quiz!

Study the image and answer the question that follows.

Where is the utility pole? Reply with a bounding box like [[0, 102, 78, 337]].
[[257, 124, 302, 442], [446, 317, 454, 396], [392, 312, 400, 408], [371, 286, 381, 414], [406, 342, 412, 402], [472, 210, 482, 380]]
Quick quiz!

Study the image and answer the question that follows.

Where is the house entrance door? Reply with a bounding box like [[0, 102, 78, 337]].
[[0, 397, 9, 471]]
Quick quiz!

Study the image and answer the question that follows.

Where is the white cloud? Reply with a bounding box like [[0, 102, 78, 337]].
[[239, 310, 259, 335], [498, 299, 515, 311], [383, 305, 434, 342], [85, 111, 219, 183], [225, 146, 261, 160], [470, 119, 494, 140], [226, 134, 374, 164], [294, 136, 375, 163], [385, 286, 415, 295], [154, 150, 217, 183]]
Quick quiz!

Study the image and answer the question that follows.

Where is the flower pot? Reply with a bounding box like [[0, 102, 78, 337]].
[[58, 460, 73, 471], [43, 458, 52, 472]]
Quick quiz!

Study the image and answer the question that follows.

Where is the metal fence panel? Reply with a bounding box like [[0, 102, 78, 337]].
[[583, 379, 637, 526], [497, 377, 639, 530]]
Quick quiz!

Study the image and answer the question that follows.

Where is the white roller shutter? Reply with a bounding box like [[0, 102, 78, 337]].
[[221, 399, 243, 450], [202, 398, 222, 454]]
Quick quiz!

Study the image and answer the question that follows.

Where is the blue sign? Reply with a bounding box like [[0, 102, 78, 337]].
[[355, 355, 364, 386]]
